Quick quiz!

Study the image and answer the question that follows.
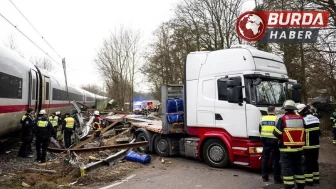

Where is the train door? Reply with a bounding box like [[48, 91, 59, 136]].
[[29, 69, 40, 113], [43, 76, 51, 114]]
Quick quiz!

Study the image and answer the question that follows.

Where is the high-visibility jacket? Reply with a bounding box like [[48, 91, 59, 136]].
[[260, 115, 277, 139], [64, 117, 75, 129], [281, 114, 305, 147], [20, 115, 27, 124], [49, 116, 59, 127], [37, 121, 48, 127], [303, 114, 320, 149], [273, 113, 305, 152], [35, 119, 54, 138]]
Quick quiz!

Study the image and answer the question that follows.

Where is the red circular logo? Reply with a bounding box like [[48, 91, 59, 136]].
[[236, 11, 267, 42]]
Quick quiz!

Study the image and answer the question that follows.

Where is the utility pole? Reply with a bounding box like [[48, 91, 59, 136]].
[[62, 58, 71, 104]]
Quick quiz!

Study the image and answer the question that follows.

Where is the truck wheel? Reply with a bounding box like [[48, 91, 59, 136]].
[[203, 139, 229, 168], [136, 132, 149, 153], [154, 136, 170, 157]]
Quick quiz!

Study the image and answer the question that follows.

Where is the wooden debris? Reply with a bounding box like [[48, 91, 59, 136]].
[[70, 114, 127, 150], [48, 141, 148, 152], [25, 168, 56, 174]]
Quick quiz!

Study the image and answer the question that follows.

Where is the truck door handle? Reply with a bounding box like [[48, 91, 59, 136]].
[[215, 113, 223, 120]]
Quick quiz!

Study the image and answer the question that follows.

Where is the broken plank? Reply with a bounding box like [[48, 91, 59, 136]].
[[48, 141, 148, 153], [71, 114, 127, 150], [25, 168, 56, 174]]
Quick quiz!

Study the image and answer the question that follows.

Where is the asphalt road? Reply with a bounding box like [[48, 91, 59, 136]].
[[95, 157, 275, 189], [94, 138, 335, 189]]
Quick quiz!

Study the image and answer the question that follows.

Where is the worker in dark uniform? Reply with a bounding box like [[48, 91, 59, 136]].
[[330, 111, 336, 145], [297, 104, 321, 185], [273, 100, 306, 189], [259, 105, 282, 183], [48, 112, 59, 139], [18, 107, 35, 158], [91, 110, 102, 137], [62, 113, 75, 148], [34, 110, 54, 163]]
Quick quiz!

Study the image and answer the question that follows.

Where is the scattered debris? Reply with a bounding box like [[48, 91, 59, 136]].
[[25, 168, 56, 174], [21, 182, 31, 188]]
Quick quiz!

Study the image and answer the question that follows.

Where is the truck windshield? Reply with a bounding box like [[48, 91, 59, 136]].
[[250, 79, 286, 106]]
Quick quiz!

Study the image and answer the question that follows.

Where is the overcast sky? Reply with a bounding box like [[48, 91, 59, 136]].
[[0, 0, 255, 93]]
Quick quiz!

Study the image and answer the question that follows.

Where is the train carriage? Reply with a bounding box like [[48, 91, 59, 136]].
[[0, 45, 107, 137]]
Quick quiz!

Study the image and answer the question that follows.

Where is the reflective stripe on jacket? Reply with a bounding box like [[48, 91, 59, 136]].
[[303, 114, 320, 149], [64, 117, 75, 129], [49, 116, 59, 127], [260, 115, 277, 139]]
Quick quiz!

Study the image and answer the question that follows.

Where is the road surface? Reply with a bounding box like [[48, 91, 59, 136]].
[[89, 138, 335, 189]]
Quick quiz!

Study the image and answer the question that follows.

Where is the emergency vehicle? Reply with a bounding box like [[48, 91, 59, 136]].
[[130, 45, 301, 169]]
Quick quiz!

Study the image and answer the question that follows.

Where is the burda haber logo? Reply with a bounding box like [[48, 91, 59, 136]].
[[236, 11, 330, 43]]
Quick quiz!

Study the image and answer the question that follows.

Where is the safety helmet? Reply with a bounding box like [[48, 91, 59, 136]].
[[94, 110, 99, 116], [282, 100, 297, 110], [296, 104, 306, 113], [333, 112, 336, 117], [39, 109, 47, 115]]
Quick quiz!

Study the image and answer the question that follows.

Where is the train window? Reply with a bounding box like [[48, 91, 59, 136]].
[[52, 88, 83, 101], [46, 82, 50, 100], [0, 72, 23, 99]]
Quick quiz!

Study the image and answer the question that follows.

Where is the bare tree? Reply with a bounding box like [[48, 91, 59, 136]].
[[4, 34, 24, 56], [30, 57, 55, 71], [81, 84, 100, 94], [95, 26, 142, 109]]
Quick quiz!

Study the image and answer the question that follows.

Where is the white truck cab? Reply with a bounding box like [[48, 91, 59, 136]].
[[184, 45, 301, 168]]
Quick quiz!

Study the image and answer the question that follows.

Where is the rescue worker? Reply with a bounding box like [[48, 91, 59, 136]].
[[18, 107, 35, 158], [297, 104, 321, 185], [48, 112, 59, 139], [309, 105, 320, 119], [330, 111, 336, 145], [62, 113, 75, 148], [34, 110, 54, 163], [259, 106, 282, 183], [91, 110, 102, 131], [273, 100, 306, 189]]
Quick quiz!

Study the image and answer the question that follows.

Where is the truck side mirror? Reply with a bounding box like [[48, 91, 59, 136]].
[[292, 83, 302, 103], [227, 80, 238, 88], [227, 87, 239, 103]]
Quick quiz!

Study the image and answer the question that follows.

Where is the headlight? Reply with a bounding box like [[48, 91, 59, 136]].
[[249, 147, 263, 154]]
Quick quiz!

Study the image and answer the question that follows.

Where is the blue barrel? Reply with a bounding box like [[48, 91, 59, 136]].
[[167, 99, 184, 113], [167, 113, 184, 124], [125, 150, 151, 164]]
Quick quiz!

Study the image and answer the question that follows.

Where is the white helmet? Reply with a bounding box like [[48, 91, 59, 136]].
[[296, 104, 307, 113], [39, 109, 47, 115], [282, 100, 297, 110], [93, 110, 99, 115]]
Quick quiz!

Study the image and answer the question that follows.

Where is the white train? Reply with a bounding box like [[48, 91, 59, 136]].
[[0, 45, 107, 137]]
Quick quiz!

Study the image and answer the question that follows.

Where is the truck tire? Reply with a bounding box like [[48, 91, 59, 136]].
[[136, 132, 149, 153], [154, 136, 170, 157], [202, 139, 229, 168]]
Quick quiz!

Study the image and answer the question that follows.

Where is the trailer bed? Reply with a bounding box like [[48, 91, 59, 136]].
[[104, 114, 163, 133]]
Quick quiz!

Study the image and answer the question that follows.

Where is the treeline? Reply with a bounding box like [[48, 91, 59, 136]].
[[141, 0, 336, 103], [95, 0, 335, 112]]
